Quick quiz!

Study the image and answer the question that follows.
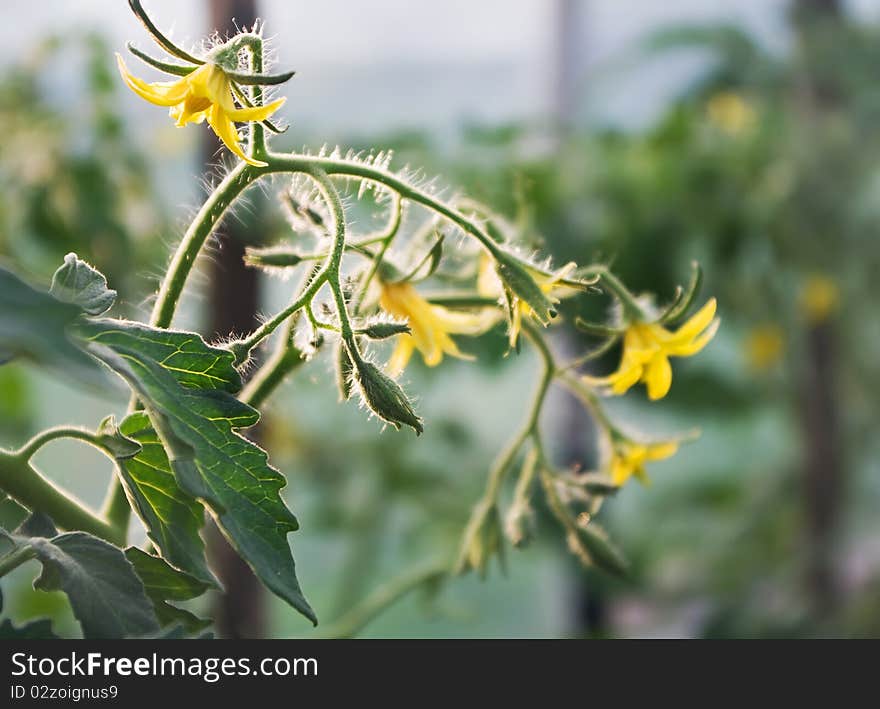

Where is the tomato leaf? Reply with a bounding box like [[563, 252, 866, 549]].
[[77, 319, 316, 625], [1, 520, 159, 639], [50, 253, 116, 316], [126, 548, 212, 632]]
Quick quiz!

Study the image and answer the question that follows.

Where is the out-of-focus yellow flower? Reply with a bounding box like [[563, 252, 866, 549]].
[[478, 255, 577, 346], [707, 91, 755, 136], [379, 281, 495, 377], [799, 275, 839, 325], [116, 55, 285, 166], [744, 324, 785, 372], [609, 439, 678, 486], [585, 299, 720, 400]]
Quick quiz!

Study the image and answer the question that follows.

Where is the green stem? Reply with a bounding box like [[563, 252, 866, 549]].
[[239, 320, 306, 408], [455, 321, 556, 572], [15, 427, 105, 462], [580, 266, 646, 320], [0, 546, 36, 577], [263, 153, 503, 259], [557, 372, 618, 436], [486, 321, 555, 502], [0, 451, 122, 545], [353, 192, 402, 312], [150, 161, 257, 329], [241, 35, 267, 161], [313, 562, 447, 639]]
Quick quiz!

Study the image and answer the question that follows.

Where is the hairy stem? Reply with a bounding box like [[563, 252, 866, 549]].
[[150, 161, 257, 329], [15, 427, 107, 462], [239, 320, 306, 408]]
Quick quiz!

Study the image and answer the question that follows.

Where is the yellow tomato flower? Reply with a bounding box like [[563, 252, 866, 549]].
[[799, 275, 839, 325], [586, 299, 720, 400], [379, 281, 496, 377], [706, 91, 755, 136], [478, 255, 577, 346], [609, 439, 678, 486], [744, 324, 784, 372], [116, 55, 285, 167]]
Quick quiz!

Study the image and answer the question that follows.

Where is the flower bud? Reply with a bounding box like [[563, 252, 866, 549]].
[[456, 500, 504, 576], [566, 522, 628, 577], [335, 340, 354, 401], [358, 320, 411, 340], [504, 497, 535, 549], [492, 251, 556, 325], [243, 247, 304, 269], [352, 356, 423, 435]]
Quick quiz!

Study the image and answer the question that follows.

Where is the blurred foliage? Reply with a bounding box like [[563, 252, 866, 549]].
[[0, 33, 165, 296]]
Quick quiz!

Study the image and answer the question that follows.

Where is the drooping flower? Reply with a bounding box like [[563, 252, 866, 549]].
[[478, 255, 578, 347], [585, 299, 720, 400], [609, 439, 678, 486], [116, 55, 285, 167], [379, 281, 496, 377]]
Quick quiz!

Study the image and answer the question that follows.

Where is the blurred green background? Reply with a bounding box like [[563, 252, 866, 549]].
[[1, 0, 878, 638]]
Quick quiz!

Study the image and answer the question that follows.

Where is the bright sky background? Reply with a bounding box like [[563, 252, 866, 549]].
[[4, 0, 878, 134]]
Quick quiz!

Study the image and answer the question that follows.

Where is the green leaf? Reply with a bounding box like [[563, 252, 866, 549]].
[[1, 524, 159, 639], [0, 264, 100, 379], [77, 320, 316, 625], [79, 319, 241, 392], [115, 412, 213, 585], [126, 548, 211, 632], [50, 253, 116, 316]]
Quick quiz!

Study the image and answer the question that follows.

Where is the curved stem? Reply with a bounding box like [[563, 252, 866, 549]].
[[15, 427, 106, 462], [263, 153, 503, 259], [150, 161, 257, 329], [483, 321, 556, 501], [455, 321, 556, 573], [240, 319, 306, 408], [353, 192, 402, 313], [0, 451, 122, 545], [580, 266, 647, 320], [312, 562, 447, 639]]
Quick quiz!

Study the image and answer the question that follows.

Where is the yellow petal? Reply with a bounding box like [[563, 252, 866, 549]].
[[645, 442, 678, 461], [644, 354, 672, 400], [610, 456, 634, 485], [672, 298, 717, 342], [224, 96, 286, 123], [387, 337, 415, 378], [477, 255, 503, 297], [116, 54, 189, 107], [668, 318, 720, 357], [431, 306, 498, 335], [207, 105, 266, 167], [508, 305, 523, 348]]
